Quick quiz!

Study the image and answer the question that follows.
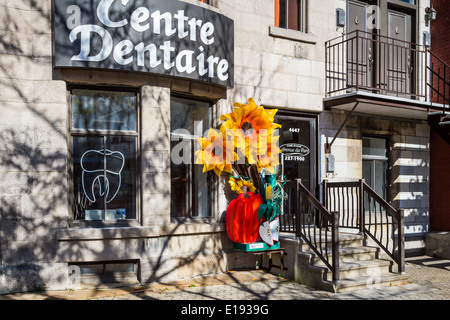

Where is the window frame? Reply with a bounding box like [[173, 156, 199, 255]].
[[275, 0, 307, 33], [68, 85, 141, 226], [362, 135, 390, 202], [169, 94, 215, 223]]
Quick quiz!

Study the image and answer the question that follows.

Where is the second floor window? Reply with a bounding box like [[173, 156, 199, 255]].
[[275, 0, 306, 32]]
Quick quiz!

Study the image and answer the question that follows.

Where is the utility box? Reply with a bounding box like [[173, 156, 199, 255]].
[[326, 154, 335, 173], [336, 8, 345, 27]]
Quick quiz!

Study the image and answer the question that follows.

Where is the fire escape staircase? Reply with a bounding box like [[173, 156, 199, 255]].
[[427, 51, 450, 144]]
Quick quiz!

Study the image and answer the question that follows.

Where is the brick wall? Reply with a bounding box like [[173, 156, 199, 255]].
[[430, 130, 450, 231], [429, 0, 450, 231], [430, 1, 450, 63]]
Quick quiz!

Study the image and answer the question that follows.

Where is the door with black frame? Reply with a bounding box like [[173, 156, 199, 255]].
[[274, 112, 317, 232]]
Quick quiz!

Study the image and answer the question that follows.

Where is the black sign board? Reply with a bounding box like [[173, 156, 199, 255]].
[[54, 0, 234, 87]]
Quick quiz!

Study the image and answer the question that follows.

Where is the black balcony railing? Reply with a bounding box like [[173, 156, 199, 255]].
[[428, 51, 450, 109], [326, 30, 428, 100]]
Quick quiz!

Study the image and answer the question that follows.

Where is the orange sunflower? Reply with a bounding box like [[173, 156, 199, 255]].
[[219, 98, 281, 173], [249, 128, 281, 173], [194, 128, 238, 177]]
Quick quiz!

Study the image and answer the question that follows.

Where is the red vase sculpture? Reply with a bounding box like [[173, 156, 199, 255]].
[[226, 191, 263, 244]]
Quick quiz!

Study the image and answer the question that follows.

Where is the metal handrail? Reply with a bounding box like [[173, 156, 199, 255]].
[[363, 181, 405, 273], [326, 30, 427, 100], [323, 179, 405, 274], [283, 179, 340, 282], [427, 49, 450, 109]]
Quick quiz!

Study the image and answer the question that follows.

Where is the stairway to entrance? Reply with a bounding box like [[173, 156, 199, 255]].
[[278, 230, 409, 293], [296, 230, 408, 293], [278, 179, 407, 293]]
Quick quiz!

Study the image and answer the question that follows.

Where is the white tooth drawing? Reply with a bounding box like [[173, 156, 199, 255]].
[[80, 149, 125, 203]]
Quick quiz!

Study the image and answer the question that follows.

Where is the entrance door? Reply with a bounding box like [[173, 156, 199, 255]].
[[275, 113, 317, 230], [347, 0, 374, 90], [387, 10, 412, 96], [275, 114, 316, 192]]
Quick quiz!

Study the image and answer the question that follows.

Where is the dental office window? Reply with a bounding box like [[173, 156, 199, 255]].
[[70, 88, 138, 221], [275, 0, 307, 32], [170, 96, 211, 219]]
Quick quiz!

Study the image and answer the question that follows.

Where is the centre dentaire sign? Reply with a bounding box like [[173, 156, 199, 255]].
[[54, 0, 234, 87]]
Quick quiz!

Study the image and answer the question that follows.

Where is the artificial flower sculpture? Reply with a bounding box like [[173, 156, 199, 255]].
[[195, 98, 281, 182], [195, 98, 283, 249], [194, 128, 238, 177]]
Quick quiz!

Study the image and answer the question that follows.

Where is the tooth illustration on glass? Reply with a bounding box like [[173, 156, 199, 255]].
[[80, 149, 125, 203]]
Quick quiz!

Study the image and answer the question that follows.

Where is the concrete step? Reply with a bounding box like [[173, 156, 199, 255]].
[[296, 230, 408, 293], [299, 231, 365, 252], [310, 259, 393, 282], [334, 273, 410, 293], [280, 232, 407, 293], [303, 246, 380, 265]]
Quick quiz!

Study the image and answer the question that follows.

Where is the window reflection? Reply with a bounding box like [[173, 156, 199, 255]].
[[170, 97, 211, 219], [72, 89, 136, 131]]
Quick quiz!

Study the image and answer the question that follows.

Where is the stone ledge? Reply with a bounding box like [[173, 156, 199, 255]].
[[269, 26, 318, 44], [57, 223, 227, 241], [56, 226, 160, 241], [160, 222, 226, 236]]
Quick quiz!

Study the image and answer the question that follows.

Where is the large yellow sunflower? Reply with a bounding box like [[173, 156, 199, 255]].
[[228, 176, 257, 194], [219, 98, 281, 172], [220, 98, 281, 133], [253, 128, 281, 173], [194, 128, 238, 177]]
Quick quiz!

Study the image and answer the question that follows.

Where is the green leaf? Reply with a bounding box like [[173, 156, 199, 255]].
[[258, 204, 267, 221]]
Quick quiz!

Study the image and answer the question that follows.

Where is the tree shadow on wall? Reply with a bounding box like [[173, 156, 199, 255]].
[[0, 0, 295, 300], [0, 0, 219, 297]]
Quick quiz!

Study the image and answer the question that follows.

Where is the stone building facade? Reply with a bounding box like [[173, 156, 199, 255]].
[[0, 0, 437, 294]]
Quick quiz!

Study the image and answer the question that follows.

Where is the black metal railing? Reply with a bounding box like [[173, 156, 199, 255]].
[[323, 179, 405, 274], [323, 179, 364, 232], [281, 180, 340, 282], [326, 30, 427, 100], [428, 50, 450, 109]]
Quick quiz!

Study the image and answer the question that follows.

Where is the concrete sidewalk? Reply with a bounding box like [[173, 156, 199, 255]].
[[0, 255, 448, 301]]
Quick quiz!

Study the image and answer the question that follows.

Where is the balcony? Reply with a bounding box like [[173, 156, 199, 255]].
[[324, 30, 447, 120]]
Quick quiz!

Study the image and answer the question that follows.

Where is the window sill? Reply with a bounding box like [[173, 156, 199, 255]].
[[57, 222, 226, 241], [161, 222, 226, 236], [57, 225, 160, 241], [269, 26, 317, 45]]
